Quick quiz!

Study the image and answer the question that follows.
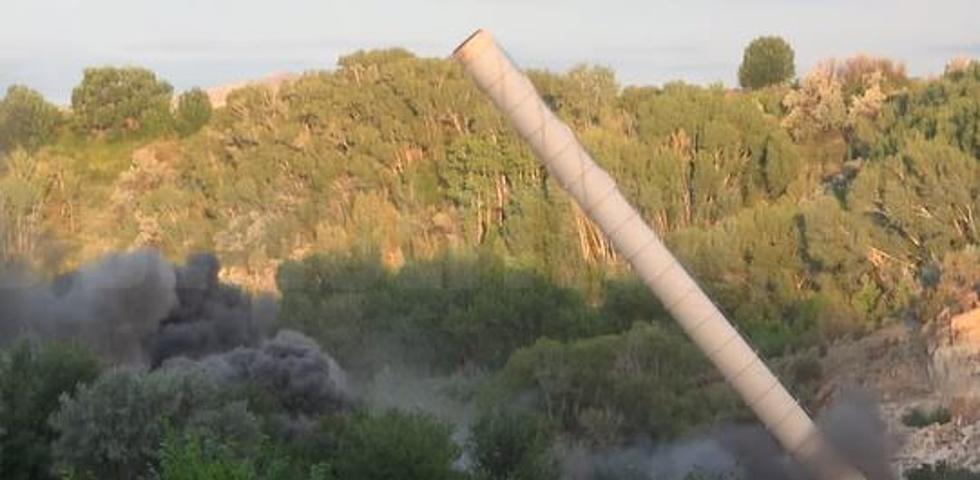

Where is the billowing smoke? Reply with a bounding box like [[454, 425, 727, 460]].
[[818, 388, 897, 480], [0, 249, 352, 421], [147, 253, 274, 365], [166, 330, 352, 416], [0, 250, 274, 365], [0, 250, 177, 362]]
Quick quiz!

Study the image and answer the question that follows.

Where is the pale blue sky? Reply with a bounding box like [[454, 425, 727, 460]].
[[1, 0, 977, 104]]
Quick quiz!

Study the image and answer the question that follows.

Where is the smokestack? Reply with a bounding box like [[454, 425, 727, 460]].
[[452, 30, 866, 480]]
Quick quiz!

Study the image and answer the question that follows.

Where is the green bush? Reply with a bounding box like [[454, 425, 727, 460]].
[[0, 85, 63, 153], [174, 88, 212, 137], [0, 340, 100, 480], [470, 410, 557, 480], [156, 432, 257, 480], [487, 323, 741, 444], [49, 367, 261, 480], [278, 253, 599, 373], [332, 410, 462, 480], [154, 431, 334, 480], [901, 406, 952, 428]]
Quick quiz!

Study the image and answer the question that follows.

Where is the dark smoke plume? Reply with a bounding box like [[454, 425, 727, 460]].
[[0, 250, 274, 365], [817, 388, 897, 480], [0, 250, 177, 362], [166, 330, 352, 416], [146, 253, 274, 365]]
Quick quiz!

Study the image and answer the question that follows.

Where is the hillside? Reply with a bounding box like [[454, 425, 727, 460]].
[[0, 47, 978, 479]]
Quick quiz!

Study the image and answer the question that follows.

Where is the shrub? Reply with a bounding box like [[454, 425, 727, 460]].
[[488, 323, 739, 444], [470, 410, 558, 480], [175, 88, 212, 137], [781, 63, 847, 139], [277, 253, 597, 373], [901, 406, 952, 428], [834, 55, 908, 96], [155, 432, 257, 480], [49, 367, 262, 480], [0, 85, 63, 153], [332, 410, 461, 480], [154, 431, 334, 480], [0, 340, 100, 480]]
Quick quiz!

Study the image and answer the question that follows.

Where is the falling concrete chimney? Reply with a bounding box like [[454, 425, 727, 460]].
[[453, 29, 867, 480]]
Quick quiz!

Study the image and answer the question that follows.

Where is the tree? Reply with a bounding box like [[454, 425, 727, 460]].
[[70, 67, 174, 138], [0, 340, 100, 480], [781, 63, 847, 140], [277, 253, 598, 374], [154, 430, 334, 480], [491, 324, 738, 445], [332, 410, 461, 480], [833, 55, 907, 97], [738, 36, 796, 89], [175, 88, 213, 137], [849, 137, 979, 263], [470, 410, 558, 480], [49, 367, 262, 480], [0, 85, 63, 153], [155, 433, 257, 480]]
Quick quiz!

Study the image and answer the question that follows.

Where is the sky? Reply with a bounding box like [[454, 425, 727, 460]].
[[0, 0, 977, 104]]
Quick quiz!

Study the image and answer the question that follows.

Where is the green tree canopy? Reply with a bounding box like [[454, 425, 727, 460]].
[[50, 367, 262, 480], [175, 88, 213, 137], [0, 341, 100, 480], [70, 67, 174, 138], [738, 36, 796, 89], [332, 410, 461, 480], [470, 410, 558, 480], [0, 85, 63, 153]]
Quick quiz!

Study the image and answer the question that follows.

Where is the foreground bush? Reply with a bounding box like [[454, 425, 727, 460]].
[[50, 367, 261, 480], [0, 85, 63, 153], [469, 410, 558, 480], [0, 340, 100, 480], [154, 432, 333, 480], [332, 410, 462, 480]]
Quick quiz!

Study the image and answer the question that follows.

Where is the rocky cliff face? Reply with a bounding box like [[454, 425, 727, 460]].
[[820, 316, 980, 475]]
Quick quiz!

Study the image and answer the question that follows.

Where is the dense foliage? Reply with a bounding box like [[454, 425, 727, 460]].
[[331, 410, 462, 480], [0, 85, 63, 153], [469, 410, 558, 480], [49, 367, 262, 479], [71, 67, 174, 138], [174, 88, 213, 137], [738, 36, 796, 89], [0, 341, 100, 480], [0, 41, 976, 478]]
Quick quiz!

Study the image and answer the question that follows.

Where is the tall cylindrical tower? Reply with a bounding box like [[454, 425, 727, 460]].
[[453, 29, 865, 480]]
